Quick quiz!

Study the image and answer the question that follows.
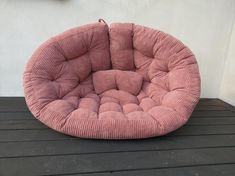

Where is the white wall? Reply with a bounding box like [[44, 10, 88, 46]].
[[220, 19, 235, 106], [0, 0, 235, 104]]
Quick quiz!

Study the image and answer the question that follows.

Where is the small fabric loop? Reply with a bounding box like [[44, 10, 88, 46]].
[[98, 19, 108, 26]]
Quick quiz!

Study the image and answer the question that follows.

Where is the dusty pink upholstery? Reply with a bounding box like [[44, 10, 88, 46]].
[[23, 22, 200, 139]]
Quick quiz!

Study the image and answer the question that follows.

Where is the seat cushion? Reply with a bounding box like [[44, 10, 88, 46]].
[[23, 21, 200, 139]]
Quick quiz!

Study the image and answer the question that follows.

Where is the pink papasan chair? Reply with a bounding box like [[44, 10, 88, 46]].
[[23, 20, 200, 139]]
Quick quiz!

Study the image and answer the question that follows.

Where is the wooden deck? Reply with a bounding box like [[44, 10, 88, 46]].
[[0, 98, 235, 176]]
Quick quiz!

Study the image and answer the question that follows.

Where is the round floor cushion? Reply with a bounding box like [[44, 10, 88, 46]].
[[23, 21, 200, 139]]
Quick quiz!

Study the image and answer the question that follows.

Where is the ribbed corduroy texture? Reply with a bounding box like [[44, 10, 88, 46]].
[[23, 22, 200, 139]]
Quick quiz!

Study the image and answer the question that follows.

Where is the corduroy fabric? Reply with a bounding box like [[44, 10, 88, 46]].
[[23, 22, 200, 139]]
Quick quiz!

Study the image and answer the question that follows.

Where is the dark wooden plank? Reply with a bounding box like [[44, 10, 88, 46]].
[[1, 107, 234, 123], [0, 100, 233, 121], [0, 98, 220, 112], [196, 99, 224, 105], [0, 129, 73, 142], [197, 99, 223, 106], [0, 98, 230, 112], [0, 97, 28, 112], [1, 117, 235, 130], [0, 112, 33, 120], [0, 147, 234, 175], [1, 124, 235, 142], [0, 134, 235, 158], [2, 111, 235, 121], [198, 98, 218, 102], [0, 98, 231, 112], [198, 99, 235, 112], [197, 102, 223, 106], [172, 125, 235, 136], [0, 111, 235, 122], [188, 117, 235, 125], [217, 99, 235, 112], [194, 105, 227, 111], [0, 119, 47, 130], [70, 164, 235, 176], [192, 110, 235, 117]]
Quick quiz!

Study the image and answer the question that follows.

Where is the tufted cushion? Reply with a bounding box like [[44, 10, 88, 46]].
[[93, 70, 143, 95], [23, 21, 200, 139]]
